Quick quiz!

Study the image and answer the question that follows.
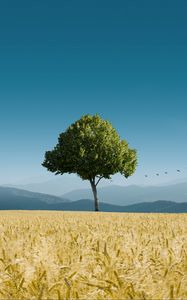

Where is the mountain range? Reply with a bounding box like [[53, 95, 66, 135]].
[[61, 182, 187, 205], [0, 185, 187, 212], [0, 186, 69, 209]]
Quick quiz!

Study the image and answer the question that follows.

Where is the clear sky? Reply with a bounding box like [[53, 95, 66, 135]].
[[0, 0, 187, 187]]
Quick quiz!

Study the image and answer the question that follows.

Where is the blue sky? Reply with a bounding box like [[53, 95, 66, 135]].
[[0, 0, 187, 186]]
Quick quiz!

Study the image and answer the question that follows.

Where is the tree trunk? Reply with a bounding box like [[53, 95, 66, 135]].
[[90, 180, 99, 211]]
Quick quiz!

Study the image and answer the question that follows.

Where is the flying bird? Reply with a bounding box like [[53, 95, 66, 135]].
[[177, 169, 181, 172], [164, 171, 168, 174], [156, 173, 159, 176], [145, 175, 148, 177]]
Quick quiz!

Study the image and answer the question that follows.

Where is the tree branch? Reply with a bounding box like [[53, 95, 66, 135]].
[[96, 176, 103, 186]]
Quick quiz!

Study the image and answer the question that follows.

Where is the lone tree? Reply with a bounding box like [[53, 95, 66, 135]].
[[42, 114, 137, 211]]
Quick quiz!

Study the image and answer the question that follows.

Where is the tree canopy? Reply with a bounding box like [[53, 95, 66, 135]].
[[42, 114, 137, 211]]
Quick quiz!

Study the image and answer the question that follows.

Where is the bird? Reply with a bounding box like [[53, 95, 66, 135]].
[[145, 175, 148, 177], [177, 169, 181, 172], [156, 173, 159, 176], [164, 171, 168, 174]]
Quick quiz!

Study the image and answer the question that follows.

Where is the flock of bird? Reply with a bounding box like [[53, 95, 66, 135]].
[[144, 169, 182, 177]]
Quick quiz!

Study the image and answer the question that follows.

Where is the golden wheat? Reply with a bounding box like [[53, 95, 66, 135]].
[[0, 211, 186, 299]]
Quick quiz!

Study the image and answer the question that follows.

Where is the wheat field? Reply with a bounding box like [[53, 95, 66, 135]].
[[0, 211, 186, 299]]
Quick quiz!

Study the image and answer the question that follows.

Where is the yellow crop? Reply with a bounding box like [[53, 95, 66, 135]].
[[0, 211, 186, 299]]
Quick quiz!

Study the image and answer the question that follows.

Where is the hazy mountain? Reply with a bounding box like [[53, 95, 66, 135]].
[[3, 175, 111, 196], [0, 186, 187, 212], [0, 186, 69, 206], [0, 190, 187, 212], [4, 177, 90, 196], [62, 182, 187, 206], [5, 174, 187, 197]]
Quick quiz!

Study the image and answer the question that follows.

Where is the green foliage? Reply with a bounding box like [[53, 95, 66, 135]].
[[42, 114, 137, 182]]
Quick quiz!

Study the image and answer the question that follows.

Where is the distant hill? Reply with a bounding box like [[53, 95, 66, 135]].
[[4, 175, 91, 196], [0, 186, 69, 210], [6, 174, 187, 197], [0, 186, 187, 212], [1, 185, 187, 212], [47, 199, 187, 213], [61, 183, 187, 206]]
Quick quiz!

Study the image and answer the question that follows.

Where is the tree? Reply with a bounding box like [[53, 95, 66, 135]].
[[42, 114, 137, 211]]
